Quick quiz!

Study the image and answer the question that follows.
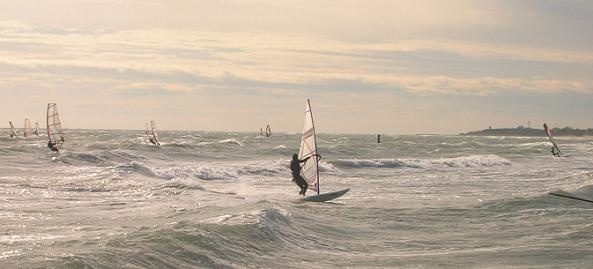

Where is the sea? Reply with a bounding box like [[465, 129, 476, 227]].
[[1, 130, 593, 268]]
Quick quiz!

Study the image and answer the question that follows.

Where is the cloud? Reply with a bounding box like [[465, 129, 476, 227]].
[[1, 22, 591, 99], [1, 2, 593, 133]]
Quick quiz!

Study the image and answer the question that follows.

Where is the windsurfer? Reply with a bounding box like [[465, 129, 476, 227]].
[[551, 147, 560, 157], [149, 136, 159, 146], [290, 153, 320, 195], [47, 140, 59, 152]]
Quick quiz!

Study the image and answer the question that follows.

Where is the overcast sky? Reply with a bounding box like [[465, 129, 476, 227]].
[[1, 0, 592, 134]]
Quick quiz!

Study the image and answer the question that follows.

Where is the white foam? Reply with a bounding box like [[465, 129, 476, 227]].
[[332, 155, 511, 169], [144, 159, 340, 181], [217, 138, 244, 147], [517, 141, 551, 148]]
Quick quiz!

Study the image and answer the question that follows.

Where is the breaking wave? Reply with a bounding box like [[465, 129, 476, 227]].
[[113, 159, 340, 181], [330, 155, 511, 169]]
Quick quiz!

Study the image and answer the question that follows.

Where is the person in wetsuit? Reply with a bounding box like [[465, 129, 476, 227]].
[[551, 147, 561, 157], [48, 140, 59, 152], [148, 135, 160, 146], [47, 136, 64, 153], [290, 153, 320, 195]]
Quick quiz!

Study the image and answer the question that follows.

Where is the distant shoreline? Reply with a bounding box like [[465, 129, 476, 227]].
[[460, 127, 593, 137]]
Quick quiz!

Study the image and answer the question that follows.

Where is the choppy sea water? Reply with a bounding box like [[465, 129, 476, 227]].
[[1, 130, 593, 268]]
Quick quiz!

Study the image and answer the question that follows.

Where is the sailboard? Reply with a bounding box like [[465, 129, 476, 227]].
[[8, 121, 17, 137], [146, 120, 160, 146], [47, 103, 65, 152], [265, 124, 272, 138], [543, 123, 565, 157], [549, 190, 593, 204], [23, 118, 33, 137], [298, 99, 349, 202], [34, 122, 40, 136]]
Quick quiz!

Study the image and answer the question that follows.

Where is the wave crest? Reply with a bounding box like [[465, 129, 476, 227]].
[[331, 155, 511, 169]]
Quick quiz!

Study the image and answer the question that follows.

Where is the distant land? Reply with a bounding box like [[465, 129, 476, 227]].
[[460, 126, 593, 137]]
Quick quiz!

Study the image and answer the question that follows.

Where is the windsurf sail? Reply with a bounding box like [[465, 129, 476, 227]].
[[47, 103, 65, 151], [8, 121, 17, 137], [23, 118, 33, 137], [147, 120, 160, 146], [543, 123, 564, 157], [34, 122, 40, 136], [298, 99, 320, 194], [265, 124, 272, 137]]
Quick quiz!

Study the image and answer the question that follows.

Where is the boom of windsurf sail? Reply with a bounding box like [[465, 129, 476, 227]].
[[47, 103, 65, 151], [23, 118, 33, 137], [298, 99, 320, 194], [543, 123, 564, 157], [265, 124, 272, 137], [8, 121, 17, 137], [549, 190, 593, 204]]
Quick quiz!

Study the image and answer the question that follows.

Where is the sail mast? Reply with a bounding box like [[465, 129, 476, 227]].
[[307, 99, 320, 194]]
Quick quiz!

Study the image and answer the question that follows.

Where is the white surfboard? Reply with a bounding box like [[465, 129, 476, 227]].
[[303, 188, 350, 202], [297, 99, 349, 202]]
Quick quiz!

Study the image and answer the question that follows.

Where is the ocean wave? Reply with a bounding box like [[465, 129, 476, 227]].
[[517, 141, 551, 148], [122, 159, 340, 181], [217, 138, 244, 147], [62, 150, 146, 166], [330, 155, 511, 169], [36, 204, 293, 269], [114, 161, 173, 180], [200, 207, 290, 226]]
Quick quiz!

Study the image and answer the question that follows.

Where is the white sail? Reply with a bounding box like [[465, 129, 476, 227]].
[[23, 118, 33, 137], [151, 121, 158, 139], [147, 120, 160, 145], [265, 124, 272, 137], [298, 99, 320, 194], [543, 123, 563, 156], [47, 103, 65, 151], [8, 121, 17, 137]]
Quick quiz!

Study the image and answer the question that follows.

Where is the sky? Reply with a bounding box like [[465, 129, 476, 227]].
[[0, 0, 592, 134]]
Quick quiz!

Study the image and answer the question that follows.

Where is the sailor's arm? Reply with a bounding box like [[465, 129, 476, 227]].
[[299, 154, 321, 163]]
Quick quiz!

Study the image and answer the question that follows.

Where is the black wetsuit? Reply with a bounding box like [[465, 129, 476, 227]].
[[551, 147, 561, 157], [48, 141, 59, 152], [291, 155, 319, 195], [290, 158, 308, 195]]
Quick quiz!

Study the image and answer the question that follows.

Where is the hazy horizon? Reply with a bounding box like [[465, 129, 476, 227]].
[[1, 1, 592, 134]]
